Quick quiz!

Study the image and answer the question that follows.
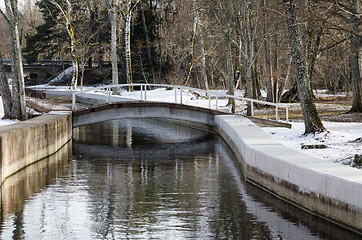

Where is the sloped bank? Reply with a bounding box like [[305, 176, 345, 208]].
[[0, 112, 72, 184], [215, 115, 362, 233]]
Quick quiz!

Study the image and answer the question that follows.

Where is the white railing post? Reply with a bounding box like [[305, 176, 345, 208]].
[[145, 85, 147, 101], [286, 106, 289, 122], [180, 87, 183, 104], [140, 85, 143, 100], [108, 87, 111, 103], [242, 100, 245, 114], [208, 92, 211, 109], [216, 96, 218, 110], [276, 105, 279, 120], [251, 100, 254, 117], [175, 87, 177, 103], [72, 89, 76, 110]]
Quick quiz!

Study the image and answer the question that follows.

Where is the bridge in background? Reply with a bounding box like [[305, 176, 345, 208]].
[[2, 59, 71, 84]]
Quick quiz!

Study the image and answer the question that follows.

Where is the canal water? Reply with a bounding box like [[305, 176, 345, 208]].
[[1, 119, 361, 239]]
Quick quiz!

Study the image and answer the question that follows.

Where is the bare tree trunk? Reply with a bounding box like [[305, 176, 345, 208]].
[[241, 1, 254, 115], [263, 0, 274, 103], [225, 33, 235, 113], [183, 0, 198, 86], [351, 0, 362, 112], [107, 0, 119, 94], [0, 51, 12, 119], [284, 0, 325, 134], [193, 0, 208, 91], [272, 36, 279, 103], [5, 0, 26, 120], [139, 2, 154, 82]]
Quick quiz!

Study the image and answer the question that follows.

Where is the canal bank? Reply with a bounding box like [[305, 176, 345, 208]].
[[215, 115, 362, 233], [0, 112, 72, 184]]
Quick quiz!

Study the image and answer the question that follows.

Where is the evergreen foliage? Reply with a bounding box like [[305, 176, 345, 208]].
[[23, 0, 66, 63], [130, 1, 160, 83], [23, 0, 110, 65]]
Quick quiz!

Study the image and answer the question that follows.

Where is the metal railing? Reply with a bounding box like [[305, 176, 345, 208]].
[[72, 83, 289, 122]]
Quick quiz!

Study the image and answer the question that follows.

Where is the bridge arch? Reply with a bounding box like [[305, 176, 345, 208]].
[[72, 101, 229, 129]]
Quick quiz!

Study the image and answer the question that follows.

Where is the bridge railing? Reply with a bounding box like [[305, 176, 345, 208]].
[[72, 83, 289, 122]]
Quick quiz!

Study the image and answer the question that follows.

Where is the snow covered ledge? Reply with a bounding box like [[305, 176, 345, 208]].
[[0, 112, 72, 184], [215, 115, 362, 232]]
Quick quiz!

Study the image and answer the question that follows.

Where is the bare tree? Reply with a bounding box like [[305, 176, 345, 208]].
[[50, 0, 78, 90], [183, 0, 208, 91], [193, 0, 208, 91], [139, 1, 154, 82], [125, 0, 139, 90], [348, 0, 362, 112], [315, 0, 362, 112], [284, 0, 325, 134], [3, 0, 26, 120], [212, 0, 236, 112], [106, 0, 119, 94]]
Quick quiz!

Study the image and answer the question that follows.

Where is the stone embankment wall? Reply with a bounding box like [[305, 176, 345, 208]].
[[0, 113, 72, 184], [215, 115, 362, 233]]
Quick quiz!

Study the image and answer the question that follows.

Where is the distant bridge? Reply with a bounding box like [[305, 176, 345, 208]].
[[2, 59, 114, 84], [2, 59, 71, 83]]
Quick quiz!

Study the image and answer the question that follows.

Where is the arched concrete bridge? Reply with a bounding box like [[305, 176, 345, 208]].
[[72, 101, 230, 130]]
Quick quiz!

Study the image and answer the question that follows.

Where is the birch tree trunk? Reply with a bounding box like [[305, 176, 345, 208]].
[[0, 51, 12, 119], [5, 0, 26, 120], [284, 0, 325, 134], [125, 0, 133, 89], [51, 0, 78, 90], [107, 0, 119, 94]]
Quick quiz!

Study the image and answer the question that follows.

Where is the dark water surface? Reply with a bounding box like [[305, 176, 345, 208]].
[[1, 119, 361, 239]]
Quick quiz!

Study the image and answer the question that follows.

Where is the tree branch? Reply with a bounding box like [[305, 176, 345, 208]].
[[0, 8, 9, 23], [318, 34, 353, 52]]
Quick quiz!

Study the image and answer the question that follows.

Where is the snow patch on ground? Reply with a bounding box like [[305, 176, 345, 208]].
[[262, 122, 362, 167], [0, 97, 17, 126], [313, 89, 350, 98]]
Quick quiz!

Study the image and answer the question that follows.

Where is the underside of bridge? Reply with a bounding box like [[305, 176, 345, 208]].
[[72, 101, 230, 130]]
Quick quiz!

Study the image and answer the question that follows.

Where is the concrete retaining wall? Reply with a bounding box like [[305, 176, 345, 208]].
[[215, 115, 362, 232], [0, 112, 72, 184]]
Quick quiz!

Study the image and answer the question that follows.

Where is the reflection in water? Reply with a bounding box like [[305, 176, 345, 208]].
[[0, 142, 72, 238], [1, 119, 360, 239]]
